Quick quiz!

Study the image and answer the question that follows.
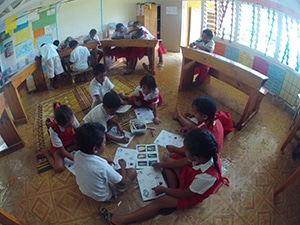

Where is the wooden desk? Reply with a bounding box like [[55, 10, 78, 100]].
[[3, 60, 47, 125], [179, 46, 269, 130], [0, 93, 24, 157], [101, 39, 159, 75], [58, 41, 98, 66]]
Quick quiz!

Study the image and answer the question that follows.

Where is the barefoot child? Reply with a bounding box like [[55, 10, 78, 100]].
[[74, 122, 137, 202], [120, 75, 162, 124], [169, 96, 233, 156], [83, 92, 129, 144], [99, 128, 229, 225], [36, 104, 80, 172]]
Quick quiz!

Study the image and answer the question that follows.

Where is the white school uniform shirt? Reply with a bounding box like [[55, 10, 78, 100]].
[[140, 26, 155, 39], [193, 39, 215, 52], [49, 115, 80, 148], [74, 151, 122, 202], [189, 157, 217, 194], [111, 27, 129, 39], [70, 46, 90, 71], [82, 103, 113, 131], [84, 34, 100, 43], [90, 77, 115, 105], [38, 43, 59, 62]]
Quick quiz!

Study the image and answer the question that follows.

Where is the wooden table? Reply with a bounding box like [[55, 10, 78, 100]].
[[3, 60, 47, 125], [0, 93, 24, 157], [179, 46, 269, 130], [101, 39, 159, 75]]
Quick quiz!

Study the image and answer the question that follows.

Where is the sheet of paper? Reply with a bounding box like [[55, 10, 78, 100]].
[[116, 104, 132, 113], [134, 108, 154, 124], [113, 147, 137, 170], [137, 167, 167, 201], [64, 151, 76, 175], [154, 130, 184, 148], [107, 126, 135, 147], [136, 144, 159, 169]]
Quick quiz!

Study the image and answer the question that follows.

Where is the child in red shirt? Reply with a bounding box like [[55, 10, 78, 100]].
[[36, 103, 80, 172], [99, 128, 229, 225]]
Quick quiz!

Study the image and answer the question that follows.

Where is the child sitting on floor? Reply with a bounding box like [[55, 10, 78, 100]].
[[36, 103, 80, 172], [168, 96, 234, 156], [120, 75, 162, 124], [99, 128, 229, 225], [90, 63, 125, 109], [83, 92, 129, 144], [74, 122, 137, 202]]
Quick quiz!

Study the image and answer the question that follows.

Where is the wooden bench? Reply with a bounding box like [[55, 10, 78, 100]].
[[3, 60, 47, 125], [0, 93, 24, 157], [69, 66, 93, 83], [101, 39, 159, 75], [179, 46, 269, 130]]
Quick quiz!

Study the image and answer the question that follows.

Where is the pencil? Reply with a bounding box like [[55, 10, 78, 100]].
[[150, 129, 154, 137], [147, 127, 156, 130]]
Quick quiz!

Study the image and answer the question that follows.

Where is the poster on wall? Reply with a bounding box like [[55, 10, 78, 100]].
[[4, 41, 14, 58], [15, 39, 33, 59], [36, 34, 53, 49]]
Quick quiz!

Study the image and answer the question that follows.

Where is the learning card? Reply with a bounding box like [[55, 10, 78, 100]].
[[134, 108, 154, 124], [136, 144, 160, 169], [154, 130, 184, 148], [136, 167, 167, 201], [107, 126, 135, 147], [113, 147, 137, 170]]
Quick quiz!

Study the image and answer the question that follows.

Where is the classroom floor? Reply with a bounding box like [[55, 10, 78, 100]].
[[0, 53, 300, 225]]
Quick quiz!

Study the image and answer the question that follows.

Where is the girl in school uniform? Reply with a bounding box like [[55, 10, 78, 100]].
[[36, 104, 80, 172], [120, 75, 162, 124], [168, 96, 234, 158], [99, 128, 229, 225]]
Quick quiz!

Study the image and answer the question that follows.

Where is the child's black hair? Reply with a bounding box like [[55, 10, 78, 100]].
[[133, 21, 142, 26], [116, 23, 125, 31], [103, 92, 121, 109], [203, 29, 213, 39], [89, 29, 97, 35], [53, 40, 60, 47], [93, 63, 106, 76], [76, 122, 105, 154], [184, 128, 221, 175], [69, 40, 78, 48], [54, 105, 73, 127], [192, 96, 216, 120], [140, 75, 157, 90], [40, 43, 46, 47]]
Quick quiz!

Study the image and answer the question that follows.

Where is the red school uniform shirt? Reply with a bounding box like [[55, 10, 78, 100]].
[[49, 120, 76, 152], [129, 86, 162, 107], [177, 158, 229, 209]]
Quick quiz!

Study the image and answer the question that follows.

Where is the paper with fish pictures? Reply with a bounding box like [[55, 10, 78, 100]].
[[137, 167, 167, 201], [113, 147, 137, 170], [136, 144, 160, 169], [154, 130, 184, 148]]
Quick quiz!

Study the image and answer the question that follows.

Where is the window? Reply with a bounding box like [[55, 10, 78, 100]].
[[203, 0, 300, 73]]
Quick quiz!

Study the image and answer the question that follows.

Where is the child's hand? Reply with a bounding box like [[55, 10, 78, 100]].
[[153, 116, 161, 124], [152, 185, 166, 195], [152, 162, 164, 168], [119, 136, 129, 143], [118, 158, 126, 168]]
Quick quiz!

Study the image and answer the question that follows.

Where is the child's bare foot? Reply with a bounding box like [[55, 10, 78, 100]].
[[173, 104, 181, 120], [36, 149, 48, 159]]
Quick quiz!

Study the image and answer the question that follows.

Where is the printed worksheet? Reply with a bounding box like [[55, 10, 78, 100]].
[[107, 126, 135, 147], [137, 167, 167, 201], [136, 144, 159, 169], [64, 151, 76, 175], [113, 147, 137, 170], [134, 108, 154, 124], [154, 130, 184, 148]]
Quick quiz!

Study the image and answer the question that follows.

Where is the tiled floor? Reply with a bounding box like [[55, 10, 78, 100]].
[[0, 53, 299, 225]]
